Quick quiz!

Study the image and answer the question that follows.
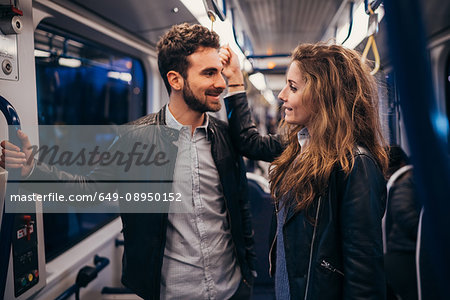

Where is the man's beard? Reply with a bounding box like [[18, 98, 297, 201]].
[[183, 80, 222, 113]]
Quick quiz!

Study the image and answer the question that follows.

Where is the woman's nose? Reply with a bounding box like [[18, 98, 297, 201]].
[[278, 87, 287, 102]]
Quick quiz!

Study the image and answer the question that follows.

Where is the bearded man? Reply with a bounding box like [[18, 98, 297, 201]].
[[125, 23, 257, 299]]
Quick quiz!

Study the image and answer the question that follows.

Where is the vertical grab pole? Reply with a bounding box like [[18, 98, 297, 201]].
[[383, 0, 450, 297], [0, 95, 21, 299]]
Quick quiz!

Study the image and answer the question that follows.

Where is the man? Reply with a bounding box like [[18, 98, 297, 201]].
[[1, 23, 256, 299]]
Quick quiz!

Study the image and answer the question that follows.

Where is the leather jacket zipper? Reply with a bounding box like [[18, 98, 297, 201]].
[[304, 196, 322, 300], [268, 201, 280, 276], [320, 260, 344, 276]]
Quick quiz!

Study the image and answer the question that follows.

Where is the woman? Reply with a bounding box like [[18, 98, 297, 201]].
[[221, 43, 388, 299]]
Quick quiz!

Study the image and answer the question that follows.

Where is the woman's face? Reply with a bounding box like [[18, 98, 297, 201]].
[[278, 61, 312, 127]]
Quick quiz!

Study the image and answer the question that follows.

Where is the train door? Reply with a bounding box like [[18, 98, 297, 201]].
[[0, 0, 46, 299]]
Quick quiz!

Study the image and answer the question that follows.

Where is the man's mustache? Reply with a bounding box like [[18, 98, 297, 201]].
[[205, 88, 224, 95]]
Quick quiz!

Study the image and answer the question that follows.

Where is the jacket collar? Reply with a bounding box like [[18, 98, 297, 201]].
[[164, 105, 210, 140], [387, 164, 413, 192], [284, 201, 298, 226], [156, 104, 167, 125], [151, 105, 180, 142]]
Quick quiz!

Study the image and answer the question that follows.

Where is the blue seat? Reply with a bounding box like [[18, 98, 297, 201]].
[[246, 173, 275, 299]]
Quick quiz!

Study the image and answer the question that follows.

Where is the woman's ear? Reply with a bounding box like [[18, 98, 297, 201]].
[[167, 71, 183, 91]]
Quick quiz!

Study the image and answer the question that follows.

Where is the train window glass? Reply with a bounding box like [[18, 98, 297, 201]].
[[34, 25, 146, 125], [372, 69, 399, 145], [375, 71, 392, 144], [34, 24, 146, 261]]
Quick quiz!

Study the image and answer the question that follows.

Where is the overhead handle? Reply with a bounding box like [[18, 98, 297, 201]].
[[361, 35, 380, 75], [361, 3, 381, 75]]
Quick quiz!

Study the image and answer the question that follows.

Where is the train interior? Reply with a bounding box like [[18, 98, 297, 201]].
[[1, 0, 449, 299]]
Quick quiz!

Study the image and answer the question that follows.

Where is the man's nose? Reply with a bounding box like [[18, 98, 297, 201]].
[[215, 74, 227, 89]]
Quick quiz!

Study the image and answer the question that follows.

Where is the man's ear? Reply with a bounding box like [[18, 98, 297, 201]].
[[167, 71, 183, 91]]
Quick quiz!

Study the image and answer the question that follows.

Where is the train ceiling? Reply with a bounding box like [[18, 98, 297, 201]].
[[50, 0, 197, 46], [231, 0, 342, 56], [45, 0, 449, 94], [49, 0, 341, 54], [45, 0, 450, 55]]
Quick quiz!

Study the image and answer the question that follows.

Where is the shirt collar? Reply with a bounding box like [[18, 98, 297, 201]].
[[165, 105, 210, 139], [297, 127, 310, 150], [165, 105, 183, 131]]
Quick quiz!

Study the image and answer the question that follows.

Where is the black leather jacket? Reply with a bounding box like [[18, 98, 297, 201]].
[[385, 169, 420, 253], [226, 93, 386, 299], [29, 105, 256, 299]]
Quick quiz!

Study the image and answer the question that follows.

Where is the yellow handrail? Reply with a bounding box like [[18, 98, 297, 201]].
[[361, 5, 380, 75], [361, 35, 380, 75]]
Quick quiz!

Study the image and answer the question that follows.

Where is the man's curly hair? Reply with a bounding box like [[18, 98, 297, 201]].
[[157, 23, 220, 94]]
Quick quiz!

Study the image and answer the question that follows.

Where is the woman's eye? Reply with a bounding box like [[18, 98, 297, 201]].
[[290, 85, 297, 92]]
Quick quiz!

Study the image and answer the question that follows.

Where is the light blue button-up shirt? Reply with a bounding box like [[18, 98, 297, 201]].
[[160, 106, 241, 300]]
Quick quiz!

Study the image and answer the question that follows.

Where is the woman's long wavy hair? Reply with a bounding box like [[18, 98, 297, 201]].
[[269, 43, 388, 213]]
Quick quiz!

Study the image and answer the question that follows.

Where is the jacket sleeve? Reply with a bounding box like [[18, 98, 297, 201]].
[[23, 134, 123, 197], [388, 174, 420, 240], [237, 156, 258, 276], [25, 159, 117, 196], [339, 154, 386, 299], [225, 93, 284, 162]]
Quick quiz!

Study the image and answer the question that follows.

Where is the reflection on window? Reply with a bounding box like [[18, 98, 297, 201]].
[[34, 24, 146, 261], [446, 53, 450, 151], [385, 71, 400, 145]]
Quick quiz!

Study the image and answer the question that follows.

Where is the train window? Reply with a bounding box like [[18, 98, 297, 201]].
[[34, 24, 146, 261], [34, 24, 146, 125]]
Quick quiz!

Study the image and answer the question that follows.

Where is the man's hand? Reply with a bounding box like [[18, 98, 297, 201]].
[[220, 45, 245, 92], [0, 130, 34, 177]]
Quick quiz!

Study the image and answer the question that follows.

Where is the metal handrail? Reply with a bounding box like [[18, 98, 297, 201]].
[[54, 255, 110, 300], [0, 95, 21, 299]]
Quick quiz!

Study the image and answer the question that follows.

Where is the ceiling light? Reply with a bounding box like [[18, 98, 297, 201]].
[[263, 90, 277, 106], [249, 73, 266, 91], [267, 61, 276, 69], [107, 71, 132, 82], [34, 49, 51, 57], [58, 57, 81, 68], [243, 59, 253, 73]]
